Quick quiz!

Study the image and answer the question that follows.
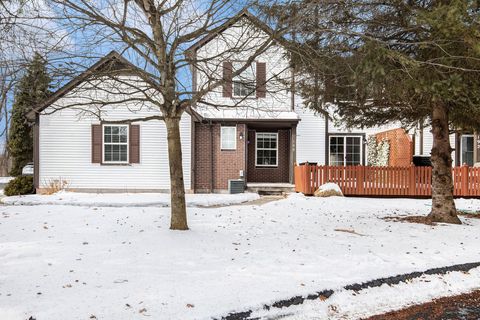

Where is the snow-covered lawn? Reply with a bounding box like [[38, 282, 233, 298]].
[[1, 191, 260, 207], [260, 267, 480, 319], [1, 194, 480, 320]]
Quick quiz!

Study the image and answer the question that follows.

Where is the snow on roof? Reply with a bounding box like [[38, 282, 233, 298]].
[[195, 105, 300, 121]]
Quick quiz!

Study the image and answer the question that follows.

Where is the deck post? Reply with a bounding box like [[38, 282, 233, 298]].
[[461, 164, 469, 196], [409, 164, 416, 196], [356, 166, 364, 195]]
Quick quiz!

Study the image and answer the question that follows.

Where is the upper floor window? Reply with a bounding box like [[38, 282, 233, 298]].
[[233, 62, 256, 97], [103, 124, 128, 163], [221, 126, 237, 150]]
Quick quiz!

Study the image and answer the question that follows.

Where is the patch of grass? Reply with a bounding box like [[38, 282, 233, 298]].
[[458, 210, 480, 219], [382, 215, 435, 225]]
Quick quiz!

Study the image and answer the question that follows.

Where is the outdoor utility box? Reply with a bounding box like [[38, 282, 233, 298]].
[[228, 179, 245, 194], [299, 162, 318, 166], [413, 156, 432, 167]]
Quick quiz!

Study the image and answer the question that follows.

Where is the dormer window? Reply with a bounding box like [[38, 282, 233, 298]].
[[232, 62, 256, 97]]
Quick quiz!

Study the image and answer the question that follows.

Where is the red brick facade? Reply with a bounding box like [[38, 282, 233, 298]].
[[194, 122, 247, 192], [194, 123, 292, 191]]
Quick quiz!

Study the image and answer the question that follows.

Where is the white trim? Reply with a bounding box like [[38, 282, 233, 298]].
[[460, 134, 474, 166], [328, 135, 363, 166], [220, 125, 237, 150], [102, 124, 129, 164], [255, 132, 278, 167]]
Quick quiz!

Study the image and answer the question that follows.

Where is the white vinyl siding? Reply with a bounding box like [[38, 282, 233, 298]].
[[196, 17, 292, 112], [220, 126, 237, 150], [39, 81, 192, 191], [295, 102, 327, 165], [414, 126, 456, 165]]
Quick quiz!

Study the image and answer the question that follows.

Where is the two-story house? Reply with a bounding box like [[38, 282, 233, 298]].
[[27, 11, 480, 194]]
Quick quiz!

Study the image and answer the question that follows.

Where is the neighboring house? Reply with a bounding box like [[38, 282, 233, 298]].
[[413, 126, 479, 167], [27, 11, 479, 194]]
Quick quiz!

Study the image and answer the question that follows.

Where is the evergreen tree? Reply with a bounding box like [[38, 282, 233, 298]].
[[268, 0, 480, 224], [8, 53, 50, 176]]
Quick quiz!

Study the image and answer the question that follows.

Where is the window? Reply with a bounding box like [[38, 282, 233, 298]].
[[103, 125, 128, 163], [329, 135, 362, 166], [233, 62, 256, 97], [461, 134, 474, 166], [221, 126, 237, 150], [256, 132, 278, 167]]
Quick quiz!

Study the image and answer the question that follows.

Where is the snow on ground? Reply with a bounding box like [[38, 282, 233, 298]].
[[1, 191, 260, 207], [0, 195, 480, 320], [256, 267, 480, 319]]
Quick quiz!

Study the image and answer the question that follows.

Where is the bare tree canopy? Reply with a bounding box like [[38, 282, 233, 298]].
[[1, 0, 68, 173], [15, 0, 289, 230]]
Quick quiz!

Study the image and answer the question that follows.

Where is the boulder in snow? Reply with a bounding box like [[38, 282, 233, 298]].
[[314, 183, 343, 197]]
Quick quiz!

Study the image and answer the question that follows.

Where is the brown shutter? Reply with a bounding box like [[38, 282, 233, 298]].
[[256, 62, 266, 98], [92, 124, 102, 163], [222, 61, 232, 97], [129, 124, 140, 164]]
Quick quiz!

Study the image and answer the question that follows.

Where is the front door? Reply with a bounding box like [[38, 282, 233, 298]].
[[247, 129, 290, 183]]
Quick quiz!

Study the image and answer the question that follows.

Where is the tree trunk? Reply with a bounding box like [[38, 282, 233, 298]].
[[427, 102, 461, 224], [165, 116, 188, 230]]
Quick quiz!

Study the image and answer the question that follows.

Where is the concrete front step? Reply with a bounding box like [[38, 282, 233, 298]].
[[246, 183, 295, 195]]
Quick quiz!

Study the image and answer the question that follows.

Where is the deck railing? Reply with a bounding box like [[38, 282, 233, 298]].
[[294, 164, 480, 197]]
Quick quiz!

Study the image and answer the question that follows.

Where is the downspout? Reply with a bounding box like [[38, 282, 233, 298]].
[[33, 114, 40, 191]]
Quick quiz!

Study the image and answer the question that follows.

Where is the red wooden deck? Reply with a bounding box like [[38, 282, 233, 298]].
[[294, 164, 480, 197]]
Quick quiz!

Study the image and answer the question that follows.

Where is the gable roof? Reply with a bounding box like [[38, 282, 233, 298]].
[[27, 51, 202, 121], [185, 9, 289, 55], [26, 51, 136, 120]]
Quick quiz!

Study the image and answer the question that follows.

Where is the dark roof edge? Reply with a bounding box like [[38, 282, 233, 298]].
[[27, 51, 132, 120], [194, 117, 300, 123], [185, 9, 288, 55], [27, 51, 200, 121]]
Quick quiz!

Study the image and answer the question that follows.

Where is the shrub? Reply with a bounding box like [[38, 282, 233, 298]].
[[43, 178, 69, 195], [4, 176, 35, 196]]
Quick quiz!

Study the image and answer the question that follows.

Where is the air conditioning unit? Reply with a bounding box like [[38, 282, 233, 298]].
[[228, 179, 245, 194]]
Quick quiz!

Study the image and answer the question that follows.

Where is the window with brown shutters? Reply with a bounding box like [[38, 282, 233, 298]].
[[222, 61, 232, 97], [91, 124, 102, 163], [103, 124, 129, 163], [232, 62, 256, 97], [256, 62, 266, 98], [92, 123, 141, 165], [129, 124, 140, 164]]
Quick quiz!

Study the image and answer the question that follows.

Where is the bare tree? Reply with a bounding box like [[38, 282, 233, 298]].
[[0, 0, 66, 175], [27, 0, 288, 230]]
